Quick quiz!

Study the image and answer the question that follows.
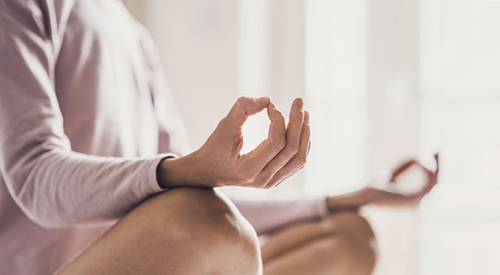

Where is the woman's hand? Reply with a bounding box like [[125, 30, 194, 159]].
[[326, 154, 440, 213], [157, 96, 311, 189], [368, 153, 440, 207]]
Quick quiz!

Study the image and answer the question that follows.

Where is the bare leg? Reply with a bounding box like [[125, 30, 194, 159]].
[[57, 187, 262, 275], [261, 211, 377, 275]]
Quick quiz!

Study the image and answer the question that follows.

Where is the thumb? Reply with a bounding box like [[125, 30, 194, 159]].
[[226, 96, 271, 128]]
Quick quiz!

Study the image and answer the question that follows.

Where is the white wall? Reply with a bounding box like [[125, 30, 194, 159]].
[[124, 0, 308, 192], [124, 0, 239, 150], [124, 1, 422, 273]]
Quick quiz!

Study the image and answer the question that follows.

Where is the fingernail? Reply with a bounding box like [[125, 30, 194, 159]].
[[297, 98, 304, 109], [256, 97, 270, 105]]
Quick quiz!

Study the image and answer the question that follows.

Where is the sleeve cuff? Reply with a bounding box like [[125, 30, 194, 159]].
[[144, 153, 179, 194], [315, 197, 330, 217]]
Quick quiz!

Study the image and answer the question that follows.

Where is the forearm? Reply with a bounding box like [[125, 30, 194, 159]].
[[2, 149, 168, 228], [228, 194, 328, 235], [326, 188, 379, 213]]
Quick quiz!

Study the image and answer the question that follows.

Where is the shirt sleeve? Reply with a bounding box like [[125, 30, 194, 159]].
[[0, 1, 167, 228], [223, 190, 329, 235]]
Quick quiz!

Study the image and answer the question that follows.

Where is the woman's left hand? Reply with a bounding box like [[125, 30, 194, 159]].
[[325, 154, 440, 213], [365, 153, 440, 207]]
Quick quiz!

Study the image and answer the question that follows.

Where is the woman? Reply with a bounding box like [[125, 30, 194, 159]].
[[0, 0, 438, 274]]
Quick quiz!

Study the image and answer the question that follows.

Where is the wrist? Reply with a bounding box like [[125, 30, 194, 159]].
[[156, 153, 215, 189], [326, 196, 349, 214], [325, 189, 373, 213]]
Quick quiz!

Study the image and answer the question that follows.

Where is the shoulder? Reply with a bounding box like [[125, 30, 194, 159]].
[[0, 1, 46, 36], [0, 0, 75, 44]]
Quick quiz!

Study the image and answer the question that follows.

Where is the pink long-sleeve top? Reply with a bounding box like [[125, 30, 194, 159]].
[[0, 0, 327, 274]]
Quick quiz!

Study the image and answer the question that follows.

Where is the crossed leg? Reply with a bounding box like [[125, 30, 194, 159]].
[[261, 211, 378, 275], [57, 187, 262, 275], [57, 189, 376, 275]]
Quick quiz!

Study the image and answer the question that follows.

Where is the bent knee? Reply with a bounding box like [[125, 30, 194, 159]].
[[129, 187, 261, 274], [315, 236, 377, 275], [323, 211, 375, 241], [319, 212, 378, 273], [147, 187, 254, 238]]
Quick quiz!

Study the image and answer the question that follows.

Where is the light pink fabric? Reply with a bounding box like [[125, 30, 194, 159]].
[[0, 0, 328, 274], [230, 195, 328, 235]]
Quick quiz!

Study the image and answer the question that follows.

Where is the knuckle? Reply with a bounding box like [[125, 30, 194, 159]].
[[270, 110, 285, 127], [237, 96, 249, 104], [296, 155, 307, 167], [287, 144, 300, 156], [274, 138, 286, 151], [263, 180, 276, 189], [217, 117, 228, 127], [234, 169, 256, 184], [277, 111, 286, 123], [293, 109, 304, 120], [270, 108, 285, 122], [253, 178, 267, 188], [304, 121, 311, 131], [231, 173, 247, 184], [235, 96, 250, 108], [240, 174, 253, 184], [275, 113, 286, 128], [283, 147, 298, 159]]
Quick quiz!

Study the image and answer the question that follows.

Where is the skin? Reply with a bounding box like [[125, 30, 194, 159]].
[[58, 96, 439, 274], [326, 153, 440, 212], [57, 187, 263, 275], [157, 96, 310, 189], [262, 212, 377, 275], [59, 96, 310, 275], [260, 154, 440, 275]]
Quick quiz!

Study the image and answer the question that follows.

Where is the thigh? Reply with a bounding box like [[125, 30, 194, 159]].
[[261, 217, 335, 263], [57, 187, 261, 275], [261, 211, 377, 275]]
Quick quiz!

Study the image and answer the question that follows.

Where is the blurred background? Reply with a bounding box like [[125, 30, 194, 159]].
[[123, 0, 500, 274]]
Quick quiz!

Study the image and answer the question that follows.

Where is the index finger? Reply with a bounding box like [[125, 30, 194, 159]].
[[226, 96, 271, 129], [391, 159, 418, 181], [238, 101, 286, 173]]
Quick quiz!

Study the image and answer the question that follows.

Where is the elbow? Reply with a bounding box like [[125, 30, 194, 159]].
[[3, 179, 75, 229], [2, 149, 76, 228], [13, 193, 75, 229], [17, 195, 113, 229], [26, 214, 67, 229]]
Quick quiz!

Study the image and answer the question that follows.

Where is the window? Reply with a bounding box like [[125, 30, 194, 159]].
[[420, 0, 500, 274], [126, 0, 500, 273], [305, 0, 369, 195], [305, 0, 500, 274]]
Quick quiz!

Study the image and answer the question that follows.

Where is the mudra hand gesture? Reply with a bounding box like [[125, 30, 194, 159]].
[[326, 154, 440, 212], [157, 96, 310, 189]]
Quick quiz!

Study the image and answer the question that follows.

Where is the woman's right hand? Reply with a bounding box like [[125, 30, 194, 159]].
[[157, 96, 311, 189]]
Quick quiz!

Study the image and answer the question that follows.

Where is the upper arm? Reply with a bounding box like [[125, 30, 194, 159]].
[[0, 0, 70, 190]]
